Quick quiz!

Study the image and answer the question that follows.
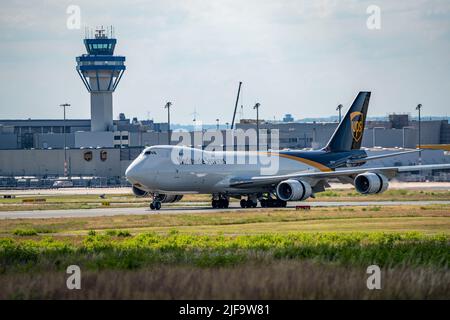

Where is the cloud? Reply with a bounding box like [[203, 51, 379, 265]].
[[0, 0, 449, 123]]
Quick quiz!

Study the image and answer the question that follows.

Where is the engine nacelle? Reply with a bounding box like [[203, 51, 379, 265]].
[[276, 179, 312, 201], [155, 194, 184, 203], [132, 185, 149, 197], [354, 172, 389, 194]]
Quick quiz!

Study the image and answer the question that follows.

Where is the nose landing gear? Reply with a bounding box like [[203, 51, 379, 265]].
[[149, 200, 161, 210], [149, 194, 161, 211]]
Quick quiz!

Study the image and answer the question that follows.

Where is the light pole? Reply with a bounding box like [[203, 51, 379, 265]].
[[59, 103, 70, 176], [225, 122, 229, 130], [416, 104, 422, 164], [216, 118, 220, 131], [336, 104, 343, 123], [165, 101, 172, 145], [254, 103, 260, 151]]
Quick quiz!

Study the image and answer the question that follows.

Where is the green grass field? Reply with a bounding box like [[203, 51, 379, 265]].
[[2, 231, 448, 271], [1, 204, 449, 236], [0, 202, 449, 299]]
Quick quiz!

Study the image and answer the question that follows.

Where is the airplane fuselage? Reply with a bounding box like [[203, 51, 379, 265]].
[[125, 145, 366, 194]]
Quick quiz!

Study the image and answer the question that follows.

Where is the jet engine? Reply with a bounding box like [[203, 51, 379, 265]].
[[155, 194, 184, 203], [132, 185, 149, 197], [276, 179, 312, 201], [354, 172, 389, 194]]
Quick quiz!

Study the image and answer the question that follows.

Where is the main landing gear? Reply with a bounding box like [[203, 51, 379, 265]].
[[211, 195, 229, 209], [239, 194, 287, 208], [240, 198, 257, 208], [210, 194, 287, 209], [259, 198, 287, 208]]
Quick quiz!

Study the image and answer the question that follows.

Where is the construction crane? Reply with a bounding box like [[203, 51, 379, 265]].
[[231, 82, 242, 130]]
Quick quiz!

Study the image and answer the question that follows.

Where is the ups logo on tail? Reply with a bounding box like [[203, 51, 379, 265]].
[[350, 111, 364, 142]]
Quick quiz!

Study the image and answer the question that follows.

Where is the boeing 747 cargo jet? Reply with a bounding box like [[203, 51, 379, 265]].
[[126, 92, 450, 210]]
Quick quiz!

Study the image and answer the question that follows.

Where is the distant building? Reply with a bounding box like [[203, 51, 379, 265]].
[[283, 114, 294, 122], [239, 119, 265, 125], [389, 114, 409, 129], [0, 115, 168, 150]]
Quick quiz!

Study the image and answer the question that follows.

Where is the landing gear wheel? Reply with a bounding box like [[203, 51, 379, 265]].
[[260, 199, 268, 208], [212, 196, 229, 209], [274, 199, 287, 207], [150, 201, 161, 210], [243, 199, 256, 208], [240, 198, 257, 208], [218, 199, 229, 209], [262, 197, 287, 208]]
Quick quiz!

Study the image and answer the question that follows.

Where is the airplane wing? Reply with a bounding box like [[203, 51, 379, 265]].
[[347, 149, 420, 165], [229, 163, 450, 188]]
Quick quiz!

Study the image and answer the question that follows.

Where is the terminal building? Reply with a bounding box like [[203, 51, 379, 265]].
[[237, 114, 450, 150], [1, 112, 450, 187], [0, 29, 449, 188]]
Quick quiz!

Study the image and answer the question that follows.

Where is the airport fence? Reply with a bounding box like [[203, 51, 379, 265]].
[[0, 176, 131, 190]]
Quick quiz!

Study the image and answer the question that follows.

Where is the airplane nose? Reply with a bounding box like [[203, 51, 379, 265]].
[[125, 163, 139, 183]]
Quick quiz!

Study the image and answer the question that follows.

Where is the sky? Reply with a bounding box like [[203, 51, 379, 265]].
[[0, 0, 449, 124]]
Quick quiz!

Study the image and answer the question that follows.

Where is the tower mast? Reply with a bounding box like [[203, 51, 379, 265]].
[[76, 26, 126, 132]]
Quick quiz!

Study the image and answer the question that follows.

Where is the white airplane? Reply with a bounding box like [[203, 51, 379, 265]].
[[126, 92, 450, 210]]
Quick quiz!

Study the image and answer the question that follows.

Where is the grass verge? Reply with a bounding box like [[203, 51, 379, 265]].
[[0, 232, 448, 274]]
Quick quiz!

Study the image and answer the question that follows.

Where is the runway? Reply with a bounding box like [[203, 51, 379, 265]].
[[1, 182, 449, 196], [1, 200, 449, 219]]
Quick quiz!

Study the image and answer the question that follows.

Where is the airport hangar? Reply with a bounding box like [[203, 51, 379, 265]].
[[0, 29, 450, 188]]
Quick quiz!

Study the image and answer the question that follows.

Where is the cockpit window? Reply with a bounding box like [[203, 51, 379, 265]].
[[144, 150, 157, 155]]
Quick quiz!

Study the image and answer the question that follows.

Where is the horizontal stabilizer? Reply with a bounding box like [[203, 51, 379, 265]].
[[347, 149, 420, 165]]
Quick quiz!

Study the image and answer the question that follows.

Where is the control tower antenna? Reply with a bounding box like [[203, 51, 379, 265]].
[[76, 26, 126, 132]]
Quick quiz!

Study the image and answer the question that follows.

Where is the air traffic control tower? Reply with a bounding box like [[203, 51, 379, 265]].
[[76, 28, 126, 132]]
